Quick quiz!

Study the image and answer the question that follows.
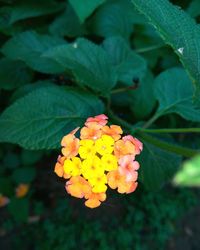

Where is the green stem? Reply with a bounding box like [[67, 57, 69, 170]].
[[142, 112, 161, 128], [138, 127, 200, 134], [137, 132, 199, 158], [111, 87, 130, 94], [135, 44, 165, 53]]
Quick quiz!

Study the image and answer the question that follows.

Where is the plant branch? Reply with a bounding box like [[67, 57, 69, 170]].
[[138, 127, 200, 134], [137, 132, 199, 158]]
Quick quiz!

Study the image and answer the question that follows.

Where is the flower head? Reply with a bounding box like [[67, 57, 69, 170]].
[[15, 183, 29, 198], [0, 194, 10, 207], [54, 114, 143, 208]]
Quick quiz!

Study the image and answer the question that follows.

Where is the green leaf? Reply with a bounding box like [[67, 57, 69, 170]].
[[0, 58, 33, 90], [138, 142, 181, 190], [0, 0, 63, 29], [138, 132, 199, 158], [9, 80, 54, 103], [103, 36, 147, 86], [12, 167, 36, 184], [49, 3, 84, 37], [129, 71, 156, 119], [90, 0, 135, 39], [187, 0, 200, 18], [131, 0, 200, 107], [174, 154, 200, 186], [44, 38, 116, 94], [1, 31, 66, 73], [8, 198, 29, 222], [154, 68, 200, 122], [69, 0, 105, 23], [0, 85, 104, 149]]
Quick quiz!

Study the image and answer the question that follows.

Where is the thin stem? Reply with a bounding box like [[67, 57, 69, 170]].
[[135, 44, 165, 53], [111, 87, 130, 94], [138, 127, 200, 134], [142, 112, 161, 129], [137, 132, 199, 158]]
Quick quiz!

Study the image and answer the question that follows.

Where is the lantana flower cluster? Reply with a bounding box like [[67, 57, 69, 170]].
[[54, 114, 143, 208]]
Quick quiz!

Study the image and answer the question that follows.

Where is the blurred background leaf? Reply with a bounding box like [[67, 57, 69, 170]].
[[174, 154, 200, 186]]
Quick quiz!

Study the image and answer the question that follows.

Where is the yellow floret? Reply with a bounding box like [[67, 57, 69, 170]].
[[101, 154, 118, 171], [82, 156, 104, 179], [64, 157, 82, 177], [89, 173, 108, 193], [79, 139, 96, 159], [95, 135, 114, 155]]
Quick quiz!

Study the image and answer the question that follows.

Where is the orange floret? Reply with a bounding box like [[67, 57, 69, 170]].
[[80, 122, 102, 140], [123, 135, 143, 155], [102, 125, 123, 141], [85, 192, 106, 208], [114, 139, 135, 159], [65, 176, 92, 199], [107, 170, 138, 194], [54, 155, 70, 179], [16, 184, 29, 198], [61, 128, 80, 158], [85, 114, 108, 126], [0, 194, 10, 207], [118, 155, 139, 182]]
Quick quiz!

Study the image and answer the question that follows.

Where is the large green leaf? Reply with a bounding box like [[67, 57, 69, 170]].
[[69, 0, 105, 23], [131, 0, 200, 107], [9, 80, 54, 103], [90, 0, 135, 39], [138, 142, 181, 190], [0, 0, 62, 29], [103, 36, 147, 86], [0, 58, 33, 90], [154, 68, 200, 122], [49, 3, 84, 37], [43, 38, 116, 94], [1, 31, 66, 73], [129, 71, 156, 119], [174, 154, 200, 186], [0, 85, 104, 149]]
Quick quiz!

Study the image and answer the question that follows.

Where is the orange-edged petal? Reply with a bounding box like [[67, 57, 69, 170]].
[[85, 114, 108, 126], [123, 135, 143, 155], [54, 155, 71, 179], [102, 125, 123, 141], [61, 137, 79, 158], [85, 192, 106, 208], [85, 198, 101, 208], [65, 176, 92, 199], [126, 182, 138, 194], [114, 140, 135, 158], [80, 126, 102, 140], [118, 156, 139, 182], [107, 170, 121, 189]]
